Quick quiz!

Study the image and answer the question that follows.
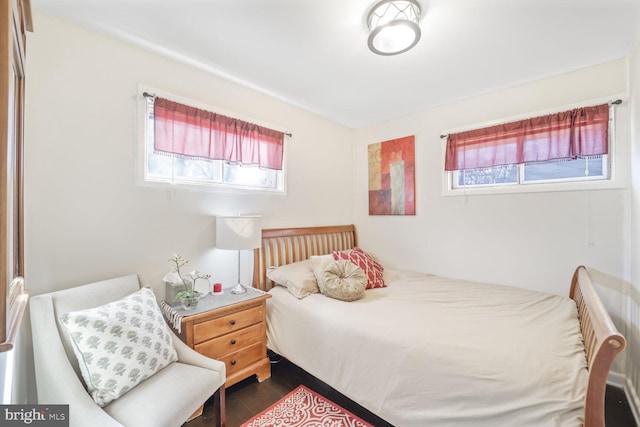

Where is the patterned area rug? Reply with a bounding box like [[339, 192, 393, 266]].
[[241, 385, 373, 427]]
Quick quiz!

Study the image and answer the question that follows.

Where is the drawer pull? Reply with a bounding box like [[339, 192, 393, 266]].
[[230, 359, 237, 366], [230, 320, 236, 325], [231, 339, 237, 345]]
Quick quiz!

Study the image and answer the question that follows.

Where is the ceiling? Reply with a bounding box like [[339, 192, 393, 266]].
[[31, 0, 640, 129]]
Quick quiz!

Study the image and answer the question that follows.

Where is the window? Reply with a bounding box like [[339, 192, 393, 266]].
[[445, 102, 616, 192], [455, 156, 608, 188], [140, 89, 287, 193]]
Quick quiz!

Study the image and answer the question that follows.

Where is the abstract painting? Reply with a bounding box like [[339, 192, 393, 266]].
[[368, 135, 415, 215]]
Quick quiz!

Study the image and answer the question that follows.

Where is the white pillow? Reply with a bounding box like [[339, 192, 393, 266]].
[[310, 254, 335, 290], [266, 259, 319, 298], [59, 287, 178, 406]]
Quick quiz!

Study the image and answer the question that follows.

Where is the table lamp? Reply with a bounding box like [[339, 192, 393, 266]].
[[216, 215, 262, 294]]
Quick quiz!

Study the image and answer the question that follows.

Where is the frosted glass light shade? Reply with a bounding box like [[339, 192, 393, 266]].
[[367, 0, 421, 56], [216, 216, 262, 250]]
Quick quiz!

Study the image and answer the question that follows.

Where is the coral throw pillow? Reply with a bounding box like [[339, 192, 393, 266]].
[[333, 247, 385, 289]]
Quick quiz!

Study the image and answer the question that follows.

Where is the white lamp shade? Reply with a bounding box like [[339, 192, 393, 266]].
[[216, 216, 262, 250]]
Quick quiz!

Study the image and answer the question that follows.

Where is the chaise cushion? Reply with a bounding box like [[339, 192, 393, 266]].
[[103, 361, 222, 427], [59, 287, 178, 406]]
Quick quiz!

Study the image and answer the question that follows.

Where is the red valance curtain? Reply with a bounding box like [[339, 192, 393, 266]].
[[154, 97, 285, 170], [444, 103, 609, 171]]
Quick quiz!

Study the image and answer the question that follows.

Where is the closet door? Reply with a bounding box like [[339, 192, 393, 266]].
[[0, 0, 31, 352]]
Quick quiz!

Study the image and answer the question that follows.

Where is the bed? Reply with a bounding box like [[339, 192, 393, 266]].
[[251, 224, 626, 427]]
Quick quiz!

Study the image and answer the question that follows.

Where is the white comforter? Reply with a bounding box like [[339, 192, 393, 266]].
[[266, 269, 588, 427]]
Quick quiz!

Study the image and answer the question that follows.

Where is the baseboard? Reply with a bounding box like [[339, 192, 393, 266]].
[[608, 371, 627, 389], [625, 378, 640, 426]]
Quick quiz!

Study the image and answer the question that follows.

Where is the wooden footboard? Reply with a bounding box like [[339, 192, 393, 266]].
[[570, 266, 626, 427], [252, 224, 357, 291]]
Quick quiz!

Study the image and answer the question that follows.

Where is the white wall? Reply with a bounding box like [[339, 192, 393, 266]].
[[24, 11, 354, 296], [354, 60, 631, 373], [17, 7, 638, 415], [19, 10, 354, 402], [355, 60, 628, 294]]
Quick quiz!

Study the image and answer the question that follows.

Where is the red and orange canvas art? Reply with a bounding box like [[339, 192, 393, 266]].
[[368, 135, 415, 215]]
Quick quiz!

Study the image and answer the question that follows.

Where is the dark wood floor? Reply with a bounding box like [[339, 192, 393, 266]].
[[187, 356, 637, 427]]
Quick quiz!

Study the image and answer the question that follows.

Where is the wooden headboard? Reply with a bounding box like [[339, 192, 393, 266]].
[[252, 224, 357, 291]]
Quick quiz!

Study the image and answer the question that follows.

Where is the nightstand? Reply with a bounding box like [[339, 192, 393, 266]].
[[163, 288, 272, 387]]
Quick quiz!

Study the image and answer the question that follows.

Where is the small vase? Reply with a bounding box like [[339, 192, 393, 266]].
[[180, 293, 201, 311]]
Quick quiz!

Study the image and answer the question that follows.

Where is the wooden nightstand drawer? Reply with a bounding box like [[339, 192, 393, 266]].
[[221, 341, 266, 377], [172, 292, 271, 387], [193, 305, 263, 344], [195, 323, 263, 359]]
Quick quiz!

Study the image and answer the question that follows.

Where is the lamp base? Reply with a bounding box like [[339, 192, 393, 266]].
[[230, 283, 247, 294]]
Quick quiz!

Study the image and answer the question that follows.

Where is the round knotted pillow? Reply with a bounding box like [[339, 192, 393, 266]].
[[319, 259, 367, 301]]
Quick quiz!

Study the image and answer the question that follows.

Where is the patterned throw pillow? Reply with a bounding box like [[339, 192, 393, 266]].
[[333, 247, 386, 289], [319, 260, 367, 301], [59, 287, 178, 407]]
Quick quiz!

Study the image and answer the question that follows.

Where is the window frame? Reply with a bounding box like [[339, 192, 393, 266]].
[[136, 84, 287, 195], [0, 0, 31, 354], [441, 96, 628, 196]]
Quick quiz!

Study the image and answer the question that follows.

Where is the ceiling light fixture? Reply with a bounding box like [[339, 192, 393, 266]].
[[367, 0, 422, 56]]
